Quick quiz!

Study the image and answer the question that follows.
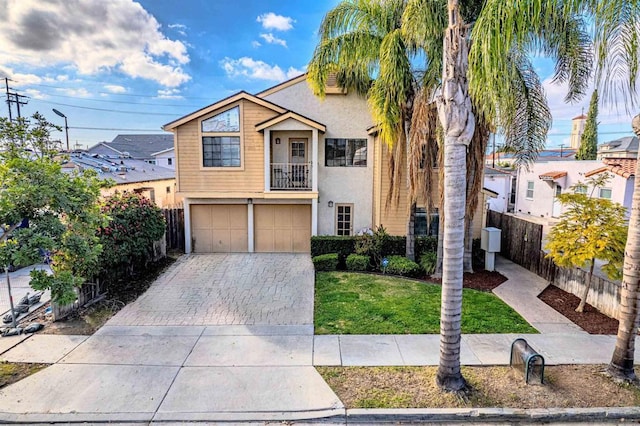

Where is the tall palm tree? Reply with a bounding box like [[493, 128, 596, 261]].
[[608, 114, 640, 382], [434, 0, 640, 391]]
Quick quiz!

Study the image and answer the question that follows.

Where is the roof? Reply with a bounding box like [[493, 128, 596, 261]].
[[572, 114, 587, 120], [598, 136, 638, 154], [151, 147, 175, 156], [63, 153, 175, 184], [162, 91, 287, 131], [539, 171, 567, 181], [484, 167, 513, 176], [255, 73, 308, 98], [255, 111, 326, 133], [585, 158, 637, 179], [87, 134, 173, 160]]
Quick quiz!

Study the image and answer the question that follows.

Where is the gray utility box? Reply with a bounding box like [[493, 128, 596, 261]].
[[481, 227, 501, 253]]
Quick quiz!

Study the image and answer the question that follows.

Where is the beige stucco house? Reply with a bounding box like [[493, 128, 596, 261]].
[[163, 74, 488, 254]]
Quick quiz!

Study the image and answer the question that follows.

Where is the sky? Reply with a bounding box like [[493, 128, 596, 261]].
[[0, 0, 636, 150]]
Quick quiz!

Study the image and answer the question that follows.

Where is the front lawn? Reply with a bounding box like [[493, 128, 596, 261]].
[[315, 272, 536, 334]]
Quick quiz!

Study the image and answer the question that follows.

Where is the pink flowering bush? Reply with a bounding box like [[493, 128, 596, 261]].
[[98, 192, 165, 274]]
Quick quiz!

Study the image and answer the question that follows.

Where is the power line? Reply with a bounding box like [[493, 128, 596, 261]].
[[70, 126, 164, 131], [35, 99, 182, 116]]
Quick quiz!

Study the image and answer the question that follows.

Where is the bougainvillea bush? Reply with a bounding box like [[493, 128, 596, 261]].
[[98, 192, 165, 276]]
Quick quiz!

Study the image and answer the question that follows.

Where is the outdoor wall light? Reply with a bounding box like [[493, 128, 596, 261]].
[[275, 138, 281, 144], [328, 201, 334, 207]]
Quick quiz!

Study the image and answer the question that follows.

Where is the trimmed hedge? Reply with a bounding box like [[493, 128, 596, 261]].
[[311, 235, 437, 260], [312, 253, 339, 271], [346, 254, 370, 271], [384, 255, 423, 278]]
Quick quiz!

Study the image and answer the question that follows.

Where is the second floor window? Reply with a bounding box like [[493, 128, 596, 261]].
[[325, 138, 367, 166], [201, 106, 241, 168]]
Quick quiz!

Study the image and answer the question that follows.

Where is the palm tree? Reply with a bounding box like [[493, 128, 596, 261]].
[[434, 0, 640, 391], [607, 114, 640, 383], [307, 0, 425, 261]]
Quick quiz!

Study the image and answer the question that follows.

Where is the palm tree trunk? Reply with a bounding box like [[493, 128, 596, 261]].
[[433, 211, 444, 278], [463, 216, 474, 273], [607, 114, 640, 382], [575, 259, 595, 313], [435, 0, 475, 393], [406, 202, 416, 261]]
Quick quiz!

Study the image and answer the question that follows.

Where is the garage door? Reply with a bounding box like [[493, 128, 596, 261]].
[[255, 204, 311, 253], [191, 204, 248, 253]]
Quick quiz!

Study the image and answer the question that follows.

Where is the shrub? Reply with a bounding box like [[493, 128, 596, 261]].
[[419, 252, 438, 275], [415, 236, 438, 259], [384, 255, 423, 278], [346, 254, 370, 271], [313, 253, 339, 271], [98, 192, 166, 275]]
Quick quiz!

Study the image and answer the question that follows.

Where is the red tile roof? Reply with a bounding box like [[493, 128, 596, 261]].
[[585, 158, 637, 179], [538, 171, 567, 181]]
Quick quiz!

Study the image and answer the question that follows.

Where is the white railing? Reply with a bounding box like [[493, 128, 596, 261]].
[[270, 162, 312, 190]]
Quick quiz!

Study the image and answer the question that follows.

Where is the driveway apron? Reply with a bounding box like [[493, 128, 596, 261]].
[[0, 254, 343, 424]]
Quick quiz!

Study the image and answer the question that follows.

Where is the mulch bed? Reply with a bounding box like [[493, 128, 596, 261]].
[[538, 285, 619, 335], [428, 269, 508, 292]]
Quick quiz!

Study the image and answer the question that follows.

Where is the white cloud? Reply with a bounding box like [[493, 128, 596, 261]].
[[168, 23, 187, 37], [104, 84, 127, 94], [58, 87, 91, 97], [256, 13, 294, 31], [156, 88, 183, 99], [0, 65, 42, 86], [23, 88, 46, 99], [252, 40, 262, 48], [220, 57, 303, 82], [0, 0, 191, 87], [259, 33, 287, 47]]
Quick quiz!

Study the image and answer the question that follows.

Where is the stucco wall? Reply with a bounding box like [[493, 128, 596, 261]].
[[263, 81, 374, 235], [484, 174, 512, 213], [515, 160, 628, 218], [154, 150, 175, 170]]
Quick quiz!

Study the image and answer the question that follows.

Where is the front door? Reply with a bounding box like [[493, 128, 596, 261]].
[[552, 184, 562, 217], [290, 139, 307, 186]]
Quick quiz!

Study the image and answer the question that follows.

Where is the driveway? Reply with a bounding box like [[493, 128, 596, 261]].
[[0, 254, 343, 424], [108, 253, 314, 326]]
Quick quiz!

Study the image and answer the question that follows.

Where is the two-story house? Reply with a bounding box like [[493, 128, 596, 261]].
[[163, 74, 488, 253]]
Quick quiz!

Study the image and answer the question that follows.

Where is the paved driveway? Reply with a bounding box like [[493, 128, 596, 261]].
[[108, 253, 314, 326]]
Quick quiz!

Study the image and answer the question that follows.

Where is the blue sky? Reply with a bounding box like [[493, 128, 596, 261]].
[[0, 0, 635, 149]]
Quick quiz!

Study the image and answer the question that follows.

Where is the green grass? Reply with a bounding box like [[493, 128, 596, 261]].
[[314, 272, 537, 334]]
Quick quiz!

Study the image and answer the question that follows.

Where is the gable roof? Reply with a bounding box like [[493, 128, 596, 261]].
[[598, 136, 638, 154], [255, 111, 326, 133], [88, 134, 173, 159], [162, 91, 287, 131], [585, 158, 637, 179], [484, 166, 513, 176], [255, 73, 308, 98]]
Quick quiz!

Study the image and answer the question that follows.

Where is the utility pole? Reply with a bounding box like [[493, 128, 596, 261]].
[[4, 78, 28, 121]]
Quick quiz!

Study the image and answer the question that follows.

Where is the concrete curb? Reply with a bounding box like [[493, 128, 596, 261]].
[[2, 407, 640, 424]]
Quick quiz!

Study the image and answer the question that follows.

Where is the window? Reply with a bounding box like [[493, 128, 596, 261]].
[[574, 184, 588, 195], [201, 106, 241, 168], [167, 158, 173, 166], [414, 208, 439, 237], [599, 188, 612, 199], [336, 204, 353, 236], [325, 138, 367, 166], [201, 106, 239, 132], [166, 186, 171, 194], [203, 137, 240, 167], [146, 159, 156, 165], [526, 181, 534, 199]]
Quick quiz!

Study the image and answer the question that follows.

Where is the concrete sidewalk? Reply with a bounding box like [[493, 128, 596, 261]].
[[0, 254, 634, 424]]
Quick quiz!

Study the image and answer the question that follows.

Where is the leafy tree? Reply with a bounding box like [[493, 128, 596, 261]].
[[576, 90, 599, 160], [608, 114, 640, 383], [0, 114, 108, 304], [98, 191, 166, 274], [545, 175, 627, 312]]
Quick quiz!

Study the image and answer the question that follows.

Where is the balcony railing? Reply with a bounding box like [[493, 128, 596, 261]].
[[271, 162, 312, 190]]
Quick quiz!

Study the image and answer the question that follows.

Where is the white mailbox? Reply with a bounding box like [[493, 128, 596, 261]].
[[481, 227, 501, 253]]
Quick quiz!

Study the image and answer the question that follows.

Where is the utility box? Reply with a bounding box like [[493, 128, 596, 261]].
[[481, 227, 501, 271], [481, 227, 501, 253]]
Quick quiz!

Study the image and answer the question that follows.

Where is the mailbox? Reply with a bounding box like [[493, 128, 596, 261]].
[[481, 227, 501, 253]]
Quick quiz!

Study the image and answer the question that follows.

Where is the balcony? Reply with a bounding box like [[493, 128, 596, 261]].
[[270, 162, 312, 191]]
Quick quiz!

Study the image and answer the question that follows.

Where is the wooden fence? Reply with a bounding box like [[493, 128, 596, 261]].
[[163, 207, 185, 252], [487, 211, 621, 319], [52, 279, 107, 320]]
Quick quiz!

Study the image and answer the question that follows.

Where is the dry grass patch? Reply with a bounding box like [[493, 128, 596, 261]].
[[0, 362, 48, 389], [318, 365, 640, 409]]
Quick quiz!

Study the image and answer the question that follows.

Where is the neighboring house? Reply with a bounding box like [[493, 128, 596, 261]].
[[597, 136, 638, 160], [483, 167, 515, 213], [514, 158, 634, 219], [485, 148, 577, 167], [87, 134, 174, 164], [62, 152, 180, 208], [151, 147, 175, 170], [163, 74, 490, 254]]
